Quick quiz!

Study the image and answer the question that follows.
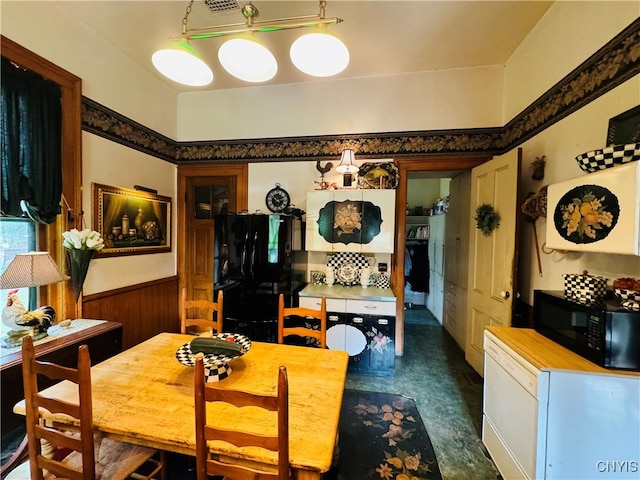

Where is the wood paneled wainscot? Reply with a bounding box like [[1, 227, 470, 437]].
[[83, 276, 179, 350]]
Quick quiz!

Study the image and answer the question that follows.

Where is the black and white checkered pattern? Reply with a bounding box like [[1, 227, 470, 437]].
[[575, 143, 640, 173], [563, 273, 607, 305], [175, 333, 251, 382], [327, 252, 372, 286]]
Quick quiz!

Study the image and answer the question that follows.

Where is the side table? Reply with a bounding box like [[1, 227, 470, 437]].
[[1, 320, 123, 438]]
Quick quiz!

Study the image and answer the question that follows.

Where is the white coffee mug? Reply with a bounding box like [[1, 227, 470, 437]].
[[325, 267, 335, 286]]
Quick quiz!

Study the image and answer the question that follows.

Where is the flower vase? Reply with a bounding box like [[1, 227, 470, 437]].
[[67, 249, 95, 302]]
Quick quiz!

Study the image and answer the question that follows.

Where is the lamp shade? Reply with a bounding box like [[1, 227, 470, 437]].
[[0, 252, 69, 289], [152, 41, 214, 87], [336, 149, 359, 174], [218, 35, 278, 82], [290, 27, 350, 77]]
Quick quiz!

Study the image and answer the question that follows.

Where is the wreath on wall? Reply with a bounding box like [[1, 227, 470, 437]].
[[475, 203, 501, 236]]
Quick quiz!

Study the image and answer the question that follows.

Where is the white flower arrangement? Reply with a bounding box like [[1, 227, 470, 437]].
[[62, 229, 105, 251]]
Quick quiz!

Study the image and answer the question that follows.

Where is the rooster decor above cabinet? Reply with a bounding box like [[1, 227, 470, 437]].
[[306, 190, 396, 253]]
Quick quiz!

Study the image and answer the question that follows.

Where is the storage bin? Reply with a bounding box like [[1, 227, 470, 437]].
[[563, 272, 607, 305]]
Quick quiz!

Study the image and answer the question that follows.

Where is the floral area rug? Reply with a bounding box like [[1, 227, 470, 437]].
[[336, 390, 442, 480]]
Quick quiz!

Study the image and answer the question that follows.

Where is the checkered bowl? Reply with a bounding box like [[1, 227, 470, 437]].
[[614, 288, 640, 302], [575, 142, 640, 173], [614, 289, 640, 312], [175, 333, 251, 382]]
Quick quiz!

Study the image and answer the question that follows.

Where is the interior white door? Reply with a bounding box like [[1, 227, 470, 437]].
[[465, 149, 520, 375]]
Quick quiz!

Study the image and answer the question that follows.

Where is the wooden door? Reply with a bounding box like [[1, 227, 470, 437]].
[[465, 150, 520, 375], [178, 165, 248, 306]]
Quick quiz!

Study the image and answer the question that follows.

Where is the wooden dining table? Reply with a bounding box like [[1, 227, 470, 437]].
[[14, 332, 349, 480]]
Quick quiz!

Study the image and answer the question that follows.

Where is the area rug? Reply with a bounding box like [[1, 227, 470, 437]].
[[336, 389, 442, 480]]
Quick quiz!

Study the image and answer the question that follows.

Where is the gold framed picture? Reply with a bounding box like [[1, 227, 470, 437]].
[[92, 183, 171, 257]]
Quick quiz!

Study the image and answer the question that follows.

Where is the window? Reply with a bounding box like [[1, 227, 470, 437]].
[[1, 36, 82, 320], [0, 218, 36, 314]]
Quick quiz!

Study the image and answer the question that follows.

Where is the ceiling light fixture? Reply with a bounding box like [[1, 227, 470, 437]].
[[153, 0, 349, 86], [152, 40, 214, 86]]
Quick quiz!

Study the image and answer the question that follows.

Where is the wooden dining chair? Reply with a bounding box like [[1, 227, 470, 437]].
[[277, 293, 327, 348], [180, 287, 224, 335], [14, 335, 165, 480], [194, 357, 290, 480]]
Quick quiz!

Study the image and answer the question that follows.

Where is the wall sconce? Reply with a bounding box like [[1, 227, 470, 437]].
[[336, 149, 359, 187]]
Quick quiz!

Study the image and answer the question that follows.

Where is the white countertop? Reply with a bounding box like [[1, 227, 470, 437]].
[[300, 283, 396, 302]]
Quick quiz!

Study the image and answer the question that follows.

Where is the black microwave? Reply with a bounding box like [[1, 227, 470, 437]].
[[533, 290, 640, 371]]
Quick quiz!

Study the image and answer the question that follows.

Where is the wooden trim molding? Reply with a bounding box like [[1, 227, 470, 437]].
[[79, 17, 640, 164], [1, 35, 83, 321]]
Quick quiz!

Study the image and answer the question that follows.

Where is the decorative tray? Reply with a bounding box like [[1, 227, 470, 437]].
[[358, 162, 399, 189], [175, 333, 251, 382], [575, 142, 640, 173]]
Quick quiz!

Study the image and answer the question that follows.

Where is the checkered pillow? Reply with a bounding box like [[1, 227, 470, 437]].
[[575, 143, 640, 173]]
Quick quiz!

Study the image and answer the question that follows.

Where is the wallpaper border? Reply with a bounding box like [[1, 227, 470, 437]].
[[81, 18, 640, 164]]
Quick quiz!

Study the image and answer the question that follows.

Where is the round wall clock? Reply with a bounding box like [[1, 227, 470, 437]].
[[265, 183, 291, 213]]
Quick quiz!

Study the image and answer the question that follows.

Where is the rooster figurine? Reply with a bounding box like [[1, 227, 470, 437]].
[[2, 289, 55, 347], [315, 160, 334, 190]]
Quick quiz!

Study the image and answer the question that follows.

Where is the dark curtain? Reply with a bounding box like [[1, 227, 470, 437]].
[[1, 56, 62, 224]]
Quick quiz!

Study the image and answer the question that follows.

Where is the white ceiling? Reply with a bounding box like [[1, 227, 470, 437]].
[[56, 0, 553, 92]]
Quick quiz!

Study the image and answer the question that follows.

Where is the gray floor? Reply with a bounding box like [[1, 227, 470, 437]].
[[346, 305, 500, 480]]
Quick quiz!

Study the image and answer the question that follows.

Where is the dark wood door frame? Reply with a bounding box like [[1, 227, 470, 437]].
[[393, 155, 489, 355], [177, 164, 248, 300]]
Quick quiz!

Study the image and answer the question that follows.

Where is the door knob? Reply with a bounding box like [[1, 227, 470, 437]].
[[500, 291, 510, 299]]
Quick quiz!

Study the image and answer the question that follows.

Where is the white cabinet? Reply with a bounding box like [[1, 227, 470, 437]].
[[443, 172, 470, 347], [300, 294, 397, 375], [306, 190, 396, 253], [546, 162, 640, 255], [483, 329, 640, 480], [299, 296, 395, 316], [427, 214, 445, 323], [483, 332, 542, 480]]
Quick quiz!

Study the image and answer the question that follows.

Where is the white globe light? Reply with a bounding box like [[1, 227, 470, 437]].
[[218, 36, 278, 83], [290, 31, 349, 77], [151, 42, 213, 87]]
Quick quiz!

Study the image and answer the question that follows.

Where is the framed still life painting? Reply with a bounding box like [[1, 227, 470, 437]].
[[546, 162, 639, 255], [92, 183, 172, 257]]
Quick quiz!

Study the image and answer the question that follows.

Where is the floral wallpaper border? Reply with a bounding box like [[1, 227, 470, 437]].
[[81, 18, 640, 164]]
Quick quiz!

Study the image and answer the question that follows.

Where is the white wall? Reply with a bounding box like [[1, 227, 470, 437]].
[[0, 1, 178, 139], [81, 135, 177, 294], [2, 1, 181, 295], [177, 66, 503, 141], [502, 1, 639, 122], [504, 3, 640, 305]]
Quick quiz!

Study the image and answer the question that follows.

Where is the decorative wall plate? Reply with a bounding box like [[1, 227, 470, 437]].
[[358, 162, 399, 189], [327, 252, 371, 285], [552, 184, 619, 244], [317, 200, 382, 245], [336, 261, 358, 284]]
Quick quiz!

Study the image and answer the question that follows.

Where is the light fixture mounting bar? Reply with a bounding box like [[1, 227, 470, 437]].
[[174, 0, 342, 41], [176, 16, 342, 41]]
